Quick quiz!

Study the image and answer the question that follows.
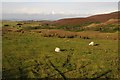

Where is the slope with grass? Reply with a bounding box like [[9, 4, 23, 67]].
[[2, 30, 118, 79]]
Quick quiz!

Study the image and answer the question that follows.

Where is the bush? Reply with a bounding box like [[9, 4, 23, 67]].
[[16, 23, 23, 25], [82, 36, 90, 39], [4, 24, 9, 26], [23, 26, 41, 30]]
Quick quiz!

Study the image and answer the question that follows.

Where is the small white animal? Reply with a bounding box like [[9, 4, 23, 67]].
[[55, 47, 60, 52], [89, 41, 94, 46]]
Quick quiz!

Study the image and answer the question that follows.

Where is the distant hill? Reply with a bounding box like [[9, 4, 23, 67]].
[[52, 11, 119, 26]]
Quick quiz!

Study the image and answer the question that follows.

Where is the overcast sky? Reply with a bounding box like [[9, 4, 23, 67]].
[[1, 0, 119, 2], [1, 2, 118, 20]]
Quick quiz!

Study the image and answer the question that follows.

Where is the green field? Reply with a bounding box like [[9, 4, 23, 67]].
[[2, 29, 118, 79]]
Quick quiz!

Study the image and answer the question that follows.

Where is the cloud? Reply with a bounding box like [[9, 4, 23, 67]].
[[51, 11, 55, 15], [2, 0, 119, 2], [2, 2, 118, 20]]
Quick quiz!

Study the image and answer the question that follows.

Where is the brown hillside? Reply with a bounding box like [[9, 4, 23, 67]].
[[87, 11, 118, 22], [53, 11, 118, 26]]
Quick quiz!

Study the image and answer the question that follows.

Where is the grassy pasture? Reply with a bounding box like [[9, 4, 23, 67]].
[[2, 31, 118, 79], [2, 21, 119, 79]]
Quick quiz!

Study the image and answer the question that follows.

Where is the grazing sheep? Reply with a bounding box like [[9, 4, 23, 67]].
[[89, 41, 94, 46], [55, 47, 60, 52]]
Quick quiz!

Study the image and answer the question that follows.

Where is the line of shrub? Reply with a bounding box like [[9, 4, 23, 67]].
[[41, 30, 90, 39]]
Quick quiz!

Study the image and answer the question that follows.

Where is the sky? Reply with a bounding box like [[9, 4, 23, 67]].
[[1, 0, 120, 2], [1, 1, 119, 20]]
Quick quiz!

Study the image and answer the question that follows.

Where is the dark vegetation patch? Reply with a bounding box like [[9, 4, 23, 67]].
[[86, 24, 119, 33], [16, 23, 23, 25], [41, 30, 90, 39], [4, 24, 9, 27], [55, 22, 96, 32]]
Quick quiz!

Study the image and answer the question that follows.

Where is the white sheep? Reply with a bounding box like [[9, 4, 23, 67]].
[[89, 41, 94, 46], [55, 47, 60, 52]]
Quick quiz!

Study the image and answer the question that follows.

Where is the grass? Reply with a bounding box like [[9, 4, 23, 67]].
[[2, 30, 118, 79]]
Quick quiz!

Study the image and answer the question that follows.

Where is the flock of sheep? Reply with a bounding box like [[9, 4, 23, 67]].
[[55, 41, 95, 52]]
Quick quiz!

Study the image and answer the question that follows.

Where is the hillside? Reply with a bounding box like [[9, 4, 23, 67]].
[[52, 11, 119, 26]]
